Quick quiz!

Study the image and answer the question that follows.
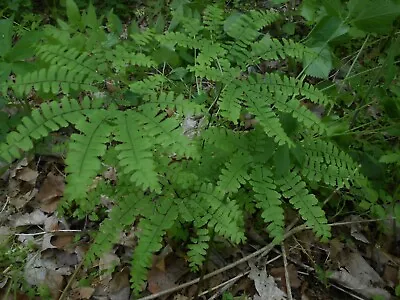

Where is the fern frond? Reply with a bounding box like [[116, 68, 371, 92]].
[[217, 152, 252, 194], [300, 138, 364, 187], [252, 36, 313, 62], [245, 90, 294, 147], [203, 5, 225, 38], [247, 10, 281, 31], [250, 166, 284, 241], [13, 65, 100, 95], [134, 106, 198, 158], [114, 111, 161, 193], [36, 45, 105, 77], [129, 74, 166, 95], [142, 91, 204, 116], [276, 171, 331, 240], [219, 83, 242, 122], [64, 110, 112, 201], [273, 93, 325, 134], [131, 198, 178, 293], [157, 32, 200, 49], [0, 97, 102, 163], [187, 227, 210, 271], [85, 191, 152, 265], [198, 184, 245, 243], [196, 42, 227, 66], [130, 28, 156, 47], [108, 45, 157, 71], [189, 59, 240, 83], [248, 73, 331, 106]]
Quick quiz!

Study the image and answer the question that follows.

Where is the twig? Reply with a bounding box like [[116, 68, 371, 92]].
[[58, 259, 85, 300], [328, 217, 395, 227], [14, 229, 82, 236], [136, 224, 307, 300], [199, 254, 282, 299], [330, 284, 365, 300], [281, 242, 293, 300], [0, 197, 10, 213], [206, 275, 240, 300]]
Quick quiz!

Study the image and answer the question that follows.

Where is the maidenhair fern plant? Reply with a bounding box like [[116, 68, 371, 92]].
[[0, 0, 373, 295]]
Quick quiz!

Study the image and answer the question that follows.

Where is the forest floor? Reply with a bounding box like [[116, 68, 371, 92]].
[[1, 155, 399, 299]]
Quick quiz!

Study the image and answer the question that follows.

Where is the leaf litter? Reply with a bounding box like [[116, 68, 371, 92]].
[[1, 155, 399, 299]]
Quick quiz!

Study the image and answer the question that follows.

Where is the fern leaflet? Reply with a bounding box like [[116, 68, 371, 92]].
[[250, 166, 284, 241]]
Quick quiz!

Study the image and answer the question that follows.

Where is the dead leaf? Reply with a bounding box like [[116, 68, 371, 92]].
[[330, 251, 391, 299], [9, 158, 29, 178], [45, 270, 64, 299], [17, 167, 38, 185], [270, 264, 301, 290], [13, 209, 47, 227], [12, 188, 38, 209], [51, 234, 75, 250], [35, 172, 64, 213], [108, 269, 128, 293], [349, 215, 369, 244], [330, 268, 390, 299], [248, 262, 286, 300], [148, 255, 187, 294], [70, 287, 95, 299]]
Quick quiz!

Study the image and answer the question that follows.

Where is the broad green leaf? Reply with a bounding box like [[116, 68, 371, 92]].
[[66, 0, 81, 26], [300, 0, 321, 23], [348, 0, 400, 34], [321, 0, 344, 18], [308, 16, 349, 44], [303, 44, 332, 79], [0, 19, 13, 58]]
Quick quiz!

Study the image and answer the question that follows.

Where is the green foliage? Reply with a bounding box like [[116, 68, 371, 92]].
[[1, 0, 394, 295]]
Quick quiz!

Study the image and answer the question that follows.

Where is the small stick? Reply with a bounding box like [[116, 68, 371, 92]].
[[14, 229, 82, 236], [281, 242, 293, 300], [58, 259, 85, 300]]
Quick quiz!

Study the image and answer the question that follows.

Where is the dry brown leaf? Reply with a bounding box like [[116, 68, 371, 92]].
[[71, 287, 95, 299], [12, 188, 38, 209], [45, 270, 64, 299], [51, 234, 75, 250], [109, 268, 131, 300], [17, 167, 38, 184], [148, 255, 187, 294], [35, 172, 65, 213], [270, 264, 301, 290]]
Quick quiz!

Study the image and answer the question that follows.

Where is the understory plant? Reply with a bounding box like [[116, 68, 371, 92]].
[[0, 0, 396, 295]]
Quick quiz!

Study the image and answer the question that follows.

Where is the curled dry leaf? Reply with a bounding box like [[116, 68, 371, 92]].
[[35, 172, 65, 213]]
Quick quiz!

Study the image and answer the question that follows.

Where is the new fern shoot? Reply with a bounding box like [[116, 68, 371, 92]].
[[0, 0, 374, 295]]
